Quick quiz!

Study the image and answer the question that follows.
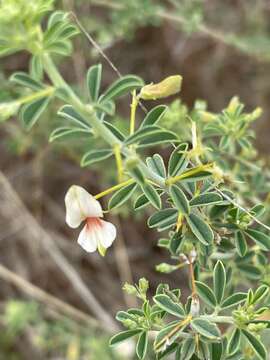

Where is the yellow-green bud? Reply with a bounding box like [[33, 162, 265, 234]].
[[156, 263, 178, 274], [246, 107, 263, 122], [139, 75, 182, 100], [198, 110, 217, 122], [122, 282, 137, 296], [227, 96, 240, 114], [139, 277, 149, 293]]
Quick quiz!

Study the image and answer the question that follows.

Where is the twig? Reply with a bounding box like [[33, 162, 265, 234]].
[[215, 187, 270, 232], [70, 12, 148, 113], [89, 0, 270, 62], [0, 263, 110, 332], [0, 170, 118, 331]]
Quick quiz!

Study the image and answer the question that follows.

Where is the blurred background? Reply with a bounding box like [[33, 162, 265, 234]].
[[1, 0, 270, 358]]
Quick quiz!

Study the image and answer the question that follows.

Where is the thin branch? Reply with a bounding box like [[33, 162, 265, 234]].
[[0, 263, 110, 331], [0, 170, 118, 331], [215, 187, 270, 232], [70, 11, 148, 113]]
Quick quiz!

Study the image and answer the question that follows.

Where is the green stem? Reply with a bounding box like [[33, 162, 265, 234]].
[[42, 53, 166, 188], [94, 179, 135, 199], [42, 53, 120, 147], [129, 90, 138, 135], [18, 87, 55, 105]]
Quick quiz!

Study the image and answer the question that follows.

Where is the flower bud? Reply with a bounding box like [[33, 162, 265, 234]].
[[156, 263, 178, 274], [227, 96, 240, 114], [139, 75, 182, 100], [190, 295, 200, 316], [139, 278, 149, 293], [122, 282, 137, 296], [246, 107, 263, 122], [198, 110, 217, 122]]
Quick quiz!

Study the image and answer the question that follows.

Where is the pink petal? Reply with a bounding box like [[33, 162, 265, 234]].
[[80, 218, 116, 252]]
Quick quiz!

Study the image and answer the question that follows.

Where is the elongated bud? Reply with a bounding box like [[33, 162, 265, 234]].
[[246, 107, 263, 122], [139, 75, 182, 100], [227, 96, 240, 114], [190, 294, 200, 316], [198, 110, 217, 122]]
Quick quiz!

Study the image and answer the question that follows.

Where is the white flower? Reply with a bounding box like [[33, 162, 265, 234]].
[[65, 185, 116, 256]]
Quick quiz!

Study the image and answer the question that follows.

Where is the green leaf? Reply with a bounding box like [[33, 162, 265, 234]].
[[58, 105, 91, 129], [49, 127, 92, 142], [211, 342, 223, 360], [110, 329, 142, 346], [235, 231, 247, 257], [104, 121, 125, 141], [101, 75, 144, 103], [238, 264, 261, 280], [221, 292, 246, 309], [148, 209, 178, 229], [138, 129, 179, 148], [168, 142, 189, 177], [180, 337, 195, 360], [133, 190, 163, 211], [197, 341, 210, 359], [228, 328, 241, 355], [94, 99, 115, 116], [30, 56, 43, 81], [190, 192, 222, 207], [125, 126, 178, 146], [154, 322, 183, 352], [129, 166, 145, 186], [115, 311, 136, 322], [214, 260, 226, 304], [153, 294, 185, 318], [140, 105, 167, 128], [185, 213, 214, 245], [195, 281, 217, 308], [21, 96, 51, 130], [58, 25, 79, 41], [146, 154, 166, 178], [176, 169, 213, 183], [134, 193, 150, 210], [136, 331, 148, 360], [87, 64, 102, 102], [170, 185, 190, 214], [46, 40, 72, 56], [245, 229, 270, 251], [157, 343, 178, 359], [81, 149, 113, 167], [141, 183, 161, 210], [44, 21, 70, 44], [47, 11, 68, 28], [225, 350, 244, 360], [191, 318, 220, 339], [241, 329, 266, 360], [252, 285, 269, 304], [10, 72, 44, 91], [125, 126, 160, 145], [44, 19, 78, 46], [108, 182, 137, 210], [169, 232, 183, 254]]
